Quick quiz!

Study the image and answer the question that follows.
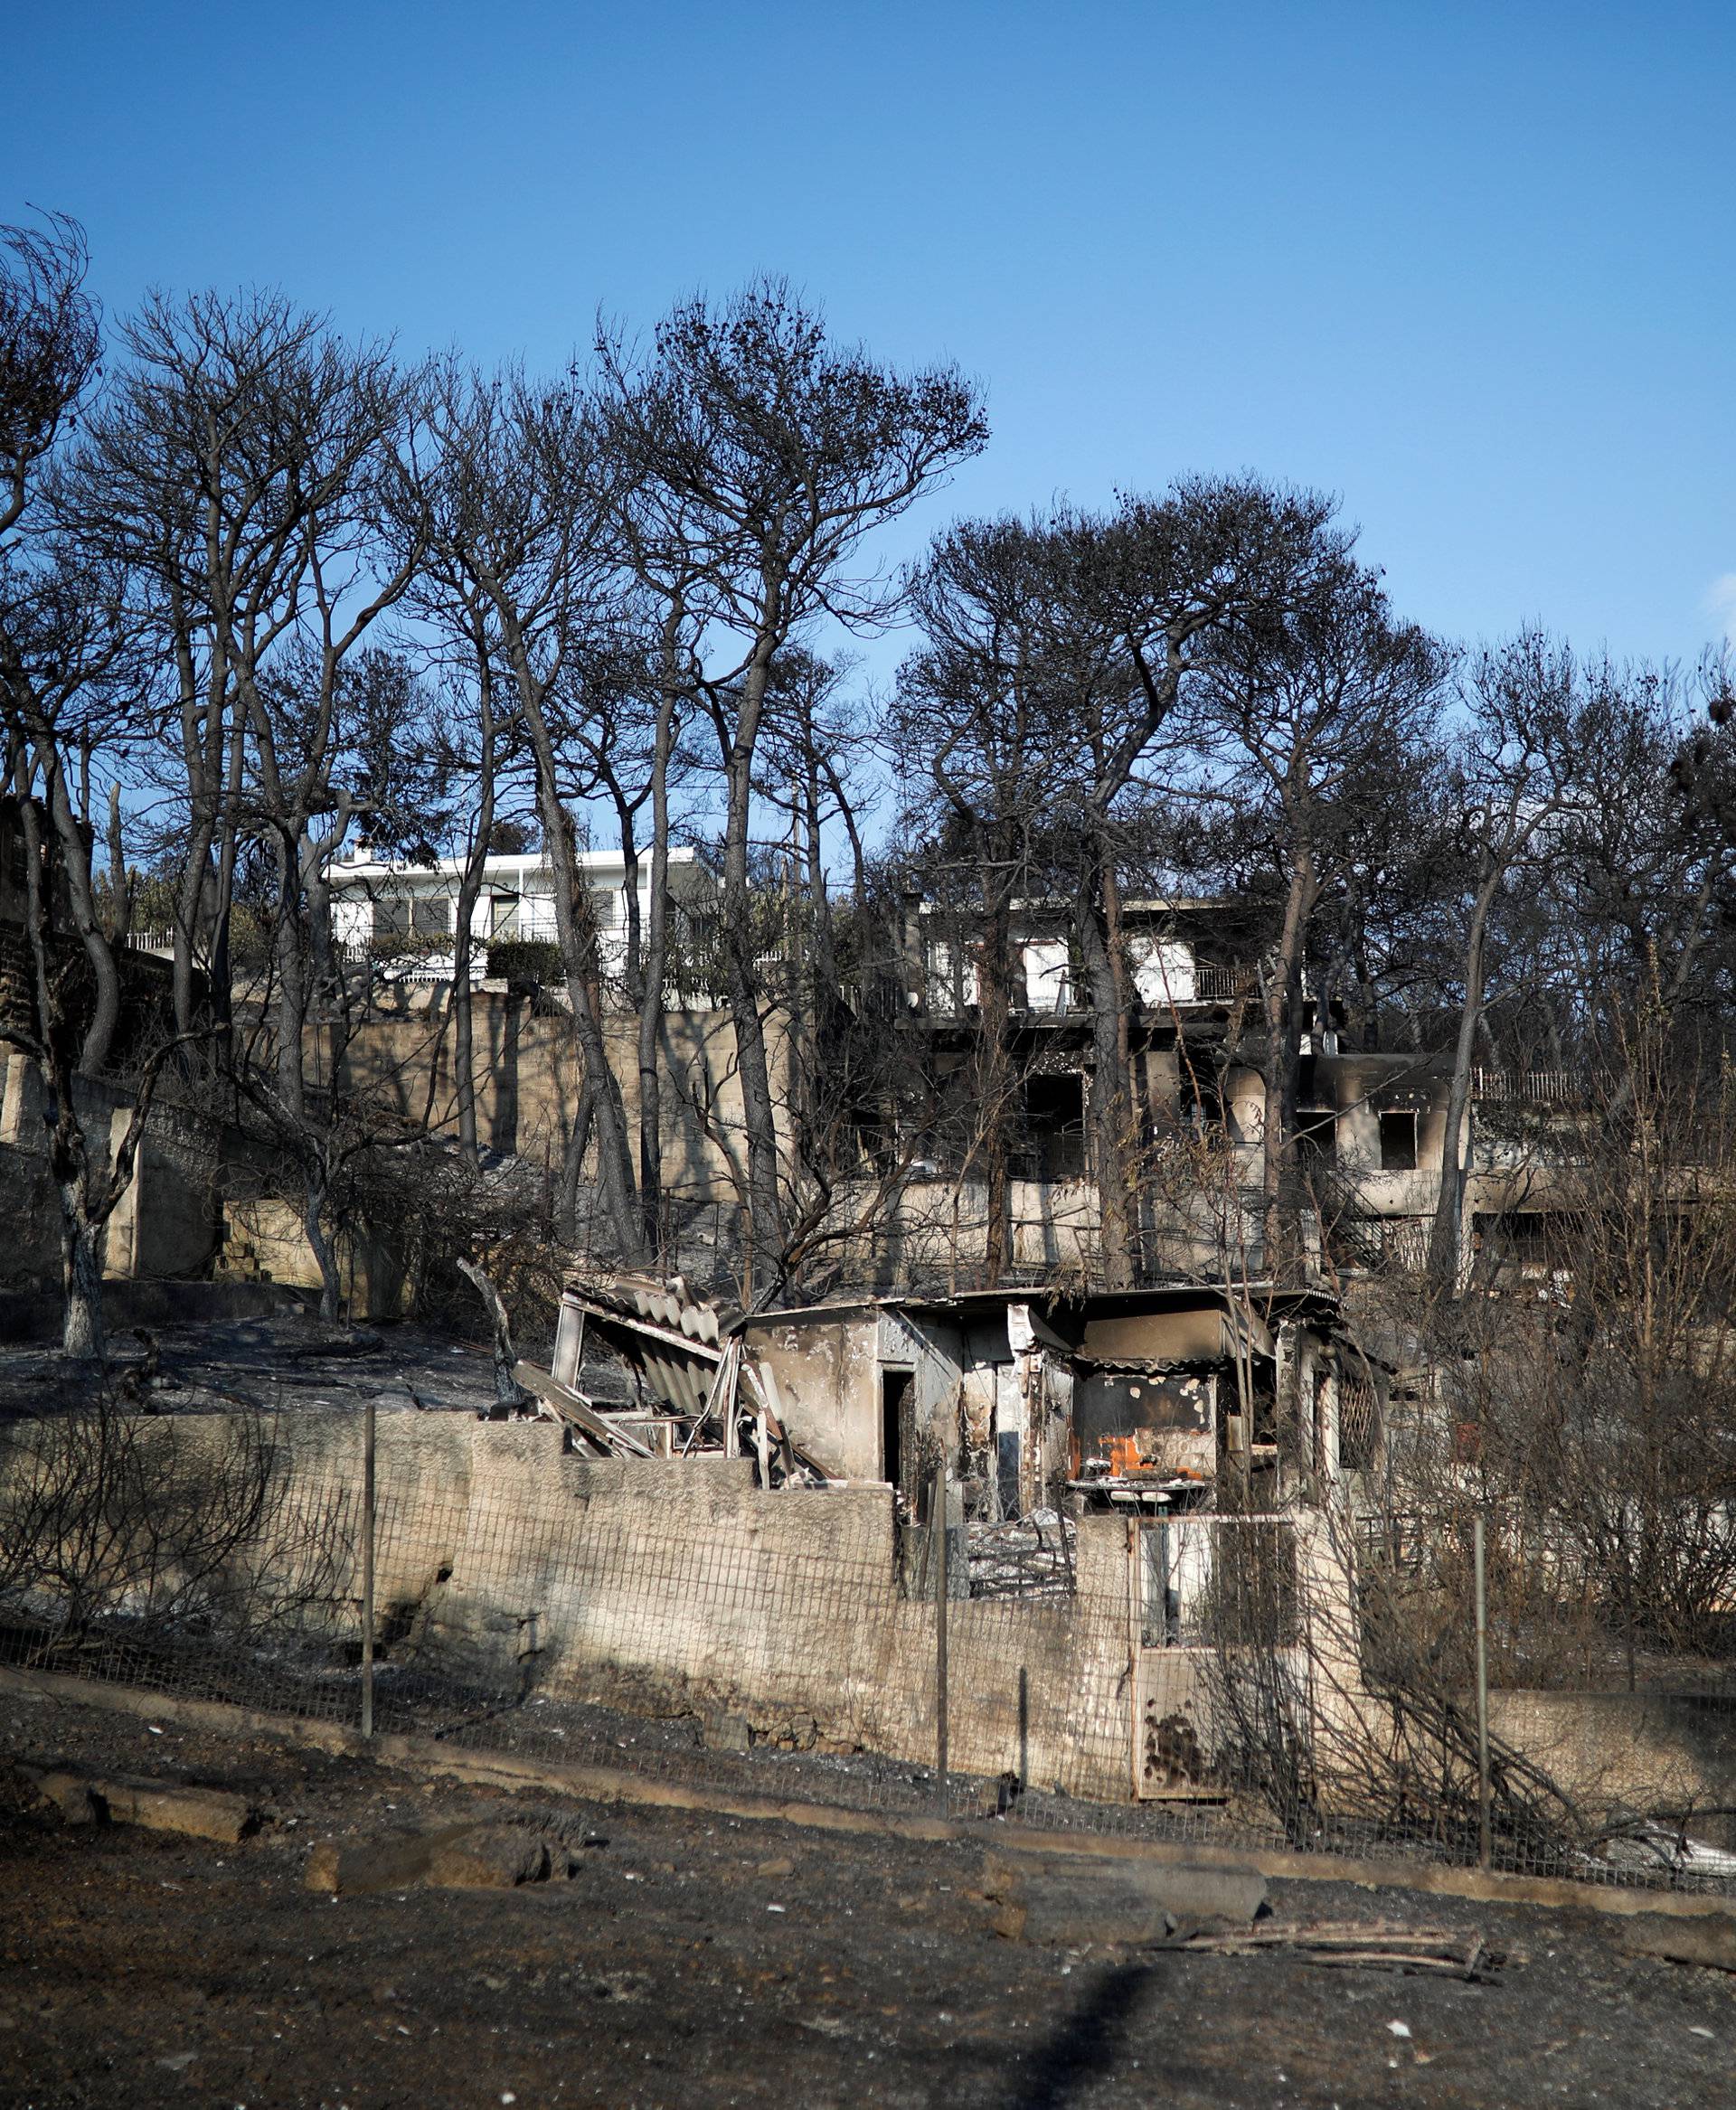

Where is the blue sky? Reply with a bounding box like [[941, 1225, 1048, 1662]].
[[7, 0, 1734, 672]]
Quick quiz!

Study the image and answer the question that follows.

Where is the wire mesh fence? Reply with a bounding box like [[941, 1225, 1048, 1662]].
[[2, 1406, 1734, 1899]]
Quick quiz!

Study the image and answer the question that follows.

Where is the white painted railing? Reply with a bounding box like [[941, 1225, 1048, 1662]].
[[1471, 1069, 1578, 1104]]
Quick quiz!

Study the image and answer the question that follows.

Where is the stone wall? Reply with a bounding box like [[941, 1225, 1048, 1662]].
[[0, 992, 797, 1310], [363, 1428, 1736, 1825], [44, 1407, 1736, 1829], [123, 1096, 222, 1277], [0, 1054, 222, 1288], [0, 926, 30, 1040], [337, 1001, 793, 1210], [19, 1399, 1723, 1829], [0, 1406, 1144, 1802], [0, 1135, 59, 1297], [212, 1198, 407, 1320]]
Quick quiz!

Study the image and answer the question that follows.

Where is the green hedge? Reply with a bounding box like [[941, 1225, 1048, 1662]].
[[486, 938, 564, 985]]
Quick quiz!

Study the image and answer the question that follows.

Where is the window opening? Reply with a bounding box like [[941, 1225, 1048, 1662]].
[[1021, 1073, 1086, 1180], [1379, 1108, 1418, 1171], [1296, 1106, 1336, 1164]]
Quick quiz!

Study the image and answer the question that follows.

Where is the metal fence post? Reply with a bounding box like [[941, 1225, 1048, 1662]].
[[361, 1392, 376, 1740], [933, 1462, 948, 1814], [1473, 1510, 1490, 1870]]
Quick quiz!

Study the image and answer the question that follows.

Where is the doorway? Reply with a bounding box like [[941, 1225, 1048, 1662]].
[[882, 1369, 914, 1501]]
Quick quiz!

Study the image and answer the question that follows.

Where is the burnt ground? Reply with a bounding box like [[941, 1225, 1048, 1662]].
[[0, 1299, 676, 1433], [0, 1311, 532, 1425], [2, 1688, 1734, 2110]]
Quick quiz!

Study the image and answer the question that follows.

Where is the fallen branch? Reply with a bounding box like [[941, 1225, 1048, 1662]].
[[1161, 1922, 1503, 1980]]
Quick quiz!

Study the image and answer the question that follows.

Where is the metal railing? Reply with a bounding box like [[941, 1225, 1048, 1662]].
[[1191, 961, 1254, 1002], [1471, 1069, 1580, 1105], [916, 959, 1254, 1013]]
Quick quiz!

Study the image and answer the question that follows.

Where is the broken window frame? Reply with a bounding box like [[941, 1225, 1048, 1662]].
[[1378, 1107, 1419, 1172], [1136, 1515, 1301, 1652], [1016, 1070, 1088, 1182]]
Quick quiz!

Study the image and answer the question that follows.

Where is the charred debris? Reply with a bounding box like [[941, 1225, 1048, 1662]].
[[515, 1267, 1387, 1584]]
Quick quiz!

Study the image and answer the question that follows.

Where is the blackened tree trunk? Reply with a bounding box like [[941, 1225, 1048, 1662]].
[[451, 649, 503, 1175], [599, 280, 988, 1299], [1261, 843, 1316, 1271], [1075, 855, 1135, 1288], [1429, 860, 1499, 1291], [634, 626, 683, 1258], [519, 705, 646, 1267], [6, 795, 187, 1358], [718, 635, 787, 1295], [975, 867, 1015, 1286], [61, 1205, 106, 1362]]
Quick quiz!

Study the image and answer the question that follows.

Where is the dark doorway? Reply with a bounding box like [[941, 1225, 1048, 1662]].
[[882, 1370, 914, 1498], [1177, 1068, 1225, 1132], [1296, 1105, 1337, 1165]]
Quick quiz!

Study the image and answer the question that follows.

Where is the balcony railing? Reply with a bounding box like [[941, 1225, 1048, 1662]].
[[1188, 962, 1254, 1003], [919, 958, 1257, 1013], [1471, 1069, 1580, 1105]]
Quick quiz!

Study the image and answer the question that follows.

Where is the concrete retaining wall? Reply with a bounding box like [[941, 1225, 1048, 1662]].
[[0, 1054, 222, 1287], [339, 1003, 791, 1210], [18, 1403, 1729, 1824], [347, 1418, 1142, 1801], [0, 1407, 1144, 1802], [1490, 1689, 1736, 1841]]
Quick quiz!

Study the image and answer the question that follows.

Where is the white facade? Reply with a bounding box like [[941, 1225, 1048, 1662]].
[[921, 905, 1203, 1016], [327, 846, 709, 982], [1128, 935, 1195, 1007], [1022, 937, 1071, 1012]]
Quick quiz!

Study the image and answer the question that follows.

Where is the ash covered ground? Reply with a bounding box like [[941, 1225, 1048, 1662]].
[[0, 1310, 533, 1425], [3, 1685, 1734, 2109]]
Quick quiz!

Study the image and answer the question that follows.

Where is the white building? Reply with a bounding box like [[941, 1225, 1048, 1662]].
[[327, 845, 712, 983], [920, 899, 1224, 1017]]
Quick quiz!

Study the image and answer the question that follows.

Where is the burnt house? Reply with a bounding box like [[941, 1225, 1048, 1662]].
[[861, 886, 1590, 1290], [905, 896, 1283, 1190], [553, 1271, 1383, 1523]]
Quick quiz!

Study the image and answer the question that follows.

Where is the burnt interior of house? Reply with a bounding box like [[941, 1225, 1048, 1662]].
[[1070, 1363, 1214, 1478], [1379, 1107, 1419, 1170], [1016, 1071, 1086, 1180]]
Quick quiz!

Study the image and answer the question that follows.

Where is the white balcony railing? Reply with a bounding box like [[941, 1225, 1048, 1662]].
[[1471, 1069, 1579, 1105], [1189, 962, 1253, 1003]]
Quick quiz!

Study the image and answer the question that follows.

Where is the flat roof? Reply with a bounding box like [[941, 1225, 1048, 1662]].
[[746, 1281, 1342, 1326], [331, 847, 705, 882]]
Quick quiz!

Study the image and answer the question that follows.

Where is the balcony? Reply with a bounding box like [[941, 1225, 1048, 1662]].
[[1470, 1069, 1580, 1105], [921, 956, 1257, 1015], [1190, 962, 1255, 1003]]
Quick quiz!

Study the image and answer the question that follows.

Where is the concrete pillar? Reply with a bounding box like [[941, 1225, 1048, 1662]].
[[104, 1103, 140, 1279], [0, 1051, 40, 1145]]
